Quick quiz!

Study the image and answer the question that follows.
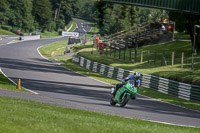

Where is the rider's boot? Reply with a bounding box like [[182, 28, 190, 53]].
[[111, 87, 116, 97]]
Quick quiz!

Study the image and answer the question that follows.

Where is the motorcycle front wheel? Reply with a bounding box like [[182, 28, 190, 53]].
[[120, 94, 130, 107], [110, 97, 117, 106]]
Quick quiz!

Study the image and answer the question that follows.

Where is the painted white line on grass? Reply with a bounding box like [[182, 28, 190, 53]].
[[106, 114, 199, 128], [0, 68, 38, 94], [37, 46, 62, 66], [83, 28, 87, 32], [67, 23, 73, 32], [141, 119, 198, 128], [73, 22, 78, 32], [37, 46, 51, 61]]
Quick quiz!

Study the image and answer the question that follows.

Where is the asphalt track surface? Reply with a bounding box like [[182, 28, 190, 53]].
[[0, 23, 200, 128]]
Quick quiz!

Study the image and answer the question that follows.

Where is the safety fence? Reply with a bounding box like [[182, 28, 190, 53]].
[[72, 55, 200, 102]]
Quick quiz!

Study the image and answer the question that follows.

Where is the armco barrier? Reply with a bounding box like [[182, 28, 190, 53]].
[[72, 55, 200, 102]]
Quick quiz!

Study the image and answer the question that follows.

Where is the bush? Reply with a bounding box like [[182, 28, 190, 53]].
[[1, 25, 12, 31]]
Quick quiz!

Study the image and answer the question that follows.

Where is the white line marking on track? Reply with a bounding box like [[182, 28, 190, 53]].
[[0, 68, 38, 94]]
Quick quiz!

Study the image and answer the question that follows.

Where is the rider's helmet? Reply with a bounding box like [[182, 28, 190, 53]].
[[134, 72, 141, 80]]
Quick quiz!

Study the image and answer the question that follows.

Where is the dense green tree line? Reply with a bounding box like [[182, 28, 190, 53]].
[[0, 0, 77, 32], [76, 1, 200, 51], [0, 0, 165, 35], [75, 1, 165, 36]]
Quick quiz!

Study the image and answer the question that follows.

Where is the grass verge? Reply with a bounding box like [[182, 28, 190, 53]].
[[0, 96, 199, 133], [79, 41, 200, 85], [0, 72, 28, 92], [0, 29, 16, 35], [68, 21, 77, 32], [39, 40, 68, 57]]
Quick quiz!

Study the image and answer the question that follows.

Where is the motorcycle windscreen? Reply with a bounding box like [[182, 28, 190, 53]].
[[125, 80, 137, 94]]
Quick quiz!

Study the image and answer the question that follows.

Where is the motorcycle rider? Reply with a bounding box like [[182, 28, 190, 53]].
[[111, 72, 141, 99]]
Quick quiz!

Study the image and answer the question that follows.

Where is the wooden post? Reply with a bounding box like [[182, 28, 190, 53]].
[[148, 51, 150, 64], [172, 52, 174, 66], [141, 51, 143, 63], [191, 53, 194, 71], [119, 49, 121, 59], [114, 48, 116, 57], [135, 42, 138, 63], [181, 52, 184, 68]]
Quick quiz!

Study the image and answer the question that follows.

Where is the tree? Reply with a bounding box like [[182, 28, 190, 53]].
[[129, 6, 138, 27], [169, 11, 200, 51], [50, 0, 77, 31], [32, 0, 53, 30], [0, 0, 10, 25], [0, 0, 35, 32]]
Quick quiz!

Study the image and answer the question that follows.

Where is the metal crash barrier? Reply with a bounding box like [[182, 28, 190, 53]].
[[72, 55, 200, 102]]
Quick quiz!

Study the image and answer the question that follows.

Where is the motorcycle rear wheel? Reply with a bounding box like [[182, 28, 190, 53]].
[[120, 94, 130, 107]]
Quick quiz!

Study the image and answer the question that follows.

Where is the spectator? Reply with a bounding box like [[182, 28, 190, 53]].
[[162, 24, 166, 32]]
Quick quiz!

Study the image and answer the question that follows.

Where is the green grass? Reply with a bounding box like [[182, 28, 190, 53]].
[[39, 40, 68, 57], [0, 72, 28, 92], [79, 41, 200, 85], [0, 29, 16, 35], [68, 21, 77, 32], [40, 30, 61, 39], [174, 32, 191, 40], [0, 96, 199, 133]]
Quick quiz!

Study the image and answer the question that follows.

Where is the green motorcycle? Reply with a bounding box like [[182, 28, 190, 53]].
[[110, 79, 138, 107]]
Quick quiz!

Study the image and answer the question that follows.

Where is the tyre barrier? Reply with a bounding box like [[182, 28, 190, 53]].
[[72, 55, 200, 102]]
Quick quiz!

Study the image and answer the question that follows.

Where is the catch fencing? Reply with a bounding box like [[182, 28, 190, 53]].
[[72, 55, 200, 102]]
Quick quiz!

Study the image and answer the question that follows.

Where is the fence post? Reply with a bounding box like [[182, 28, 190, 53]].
[[148, 51, 150, 64], [141, 51, 143, 63], [119, 49, 121, 59], [181, 52, 184, 68], [191, 53, 194, 71], [161, 53, 167, 66], [154, 52, 157, 65], [114, 48, 116, 57], [172, 52, 174, 66]]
